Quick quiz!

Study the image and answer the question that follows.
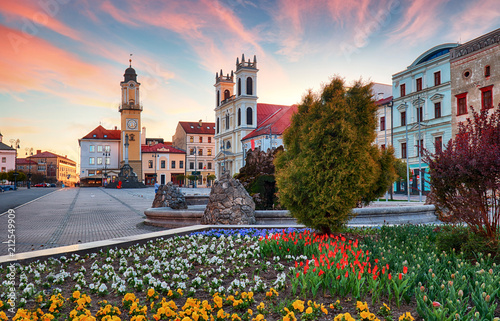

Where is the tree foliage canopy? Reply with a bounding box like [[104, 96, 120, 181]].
[[275, 77, 397, 234]]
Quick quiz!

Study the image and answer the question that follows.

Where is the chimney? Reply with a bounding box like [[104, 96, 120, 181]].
[[114, 126, 117, 130], [37, 150, 41, 154], [0, 132, 3, 143], [199, 119, 202, 127]]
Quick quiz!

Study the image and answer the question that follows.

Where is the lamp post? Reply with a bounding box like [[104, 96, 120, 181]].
[[417, 97, 423, 202], [404, 105, 410, 202], [194, 146, 197, 188], [10, 139, 20, 190], [103, 149, 110, 186], [153, 151, 158, 185], [25, 147, 33, 189]]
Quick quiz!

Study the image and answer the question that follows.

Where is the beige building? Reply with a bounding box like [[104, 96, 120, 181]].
[[172, 121, 216, 187], [375, 96, 393, 149], [142, 143, 186, 186], [450, 28, 500, 136], [28, 150, 77, 186]]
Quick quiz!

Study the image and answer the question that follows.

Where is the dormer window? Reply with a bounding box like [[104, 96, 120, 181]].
[[104, 135, 107, 138], [93, 135, 96, 138]]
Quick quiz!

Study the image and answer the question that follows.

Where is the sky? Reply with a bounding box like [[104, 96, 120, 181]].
[[1, 0, 499, 168]]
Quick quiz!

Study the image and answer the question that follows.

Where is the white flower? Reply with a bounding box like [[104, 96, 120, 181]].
[[98, 284, 108, 293]]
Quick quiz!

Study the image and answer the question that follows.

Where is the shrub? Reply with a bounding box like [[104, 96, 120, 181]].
[[424, 106, 500, 246], [435, 225, 469, 253], [275, 77, 398, 234]]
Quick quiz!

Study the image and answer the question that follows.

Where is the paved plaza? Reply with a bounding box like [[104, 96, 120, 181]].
[[0, 187, 172, 256]]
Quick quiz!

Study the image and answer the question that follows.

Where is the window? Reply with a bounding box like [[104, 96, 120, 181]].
[[401, 143, 407, 159], [400, 84, 406, 97], [380, 116, 385, 131], [434, 102, 441, 119], [89, 145, 95, 153], [225, 114, 229, 130], [148, 160, 153, 168], [207, 162, 212, 169], [246, 107, 253, 125], [434, 71, 441, 86], [435, 136, 442, 153], [417, 139, 424, 157], [97, 157, 103, 165], [400, 111, 406, 126], [105, 157, 110, 165], [238, 78, 241, 96], [226, 141, 231, 149], [238, 108, 241, 126], [88, 170, 95, 176], [198, 149, 203, 156], [224, 89, 230, 100], [416, 78, 422, 92], [89, 157, 95, 165], [456, 93, 467, 116], [216, 118, 219, 134], [485, 65, 491, 77], [199, 137, 203, 143], [105, 145, 110, 152], [97, 145, 103, 152], [170, 161, 174, 169], [1, 167, 5, 172], [189, 162, 194, 170], [208, 137, 212, 143], [416, 107, 423, 122], [481, 85, 493, 109], [246, 77, 253, 95], [180, 161, 184, 169], [190, 148, 195, 155], [207, 149, 212, 156], [1, 157, 5, 163], [217, 90, 219, 106], [189, 136, 194, 143], [198, 162, 203, 170]]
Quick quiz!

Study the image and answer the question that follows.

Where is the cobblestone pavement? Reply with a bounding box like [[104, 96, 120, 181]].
[[0, 187, 164, 256]]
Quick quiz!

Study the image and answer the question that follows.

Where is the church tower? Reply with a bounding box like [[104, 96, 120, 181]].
[[119, 58, 143, 180], [235, 54, 258, 129]]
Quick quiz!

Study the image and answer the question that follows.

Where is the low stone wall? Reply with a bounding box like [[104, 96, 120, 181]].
[[144, 204, 439, 228]]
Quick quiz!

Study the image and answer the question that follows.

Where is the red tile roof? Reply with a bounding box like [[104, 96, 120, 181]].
[[376, 96, 393, 106], [81, 125, 121, 140], [256, 103, 291, 125], [16, 158, 37, 165], [28, 151, 76, 163], [141, 143, 185, 154], [179, 121, 216, 134], [242, 104, 298, 141]]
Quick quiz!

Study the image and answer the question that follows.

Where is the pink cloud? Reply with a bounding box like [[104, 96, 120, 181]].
[[0, 0, 81, 41], [387, 0, 447, 46], [449, 0, 500, 42]]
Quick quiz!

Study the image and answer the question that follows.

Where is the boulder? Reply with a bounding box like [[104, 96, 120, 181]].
[[201, 172, 256, 225], [152, 182, 188, 209]]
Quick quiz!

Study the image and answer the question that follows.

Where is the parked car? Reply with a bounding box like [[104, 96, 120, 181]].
[[1, 185, 15, 191], [50, 183, 56, 187], [33, 183, 45, 187]]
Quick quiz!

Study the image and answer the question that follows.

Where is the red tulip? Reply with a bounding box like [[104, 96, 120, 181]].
[[403, 266, 408, 274], [432, 301, 441, 307]]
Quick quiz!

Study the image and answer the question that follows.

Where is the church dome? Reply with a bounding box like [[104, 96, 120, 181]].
[[124, 67, 137, 82]]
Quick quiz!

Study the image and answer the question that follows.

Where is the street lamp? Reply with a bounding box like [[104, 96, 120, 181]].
[[10, 139, 20, 190], [404, 104, 410, 202], [103, 149, 110, 186], [417, 96, 423, 203], [25, 147, 33, 189]]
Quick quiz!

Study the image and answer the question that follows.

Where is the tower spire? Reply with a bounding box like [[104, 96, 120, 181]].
[[129, 54, 133, 67]]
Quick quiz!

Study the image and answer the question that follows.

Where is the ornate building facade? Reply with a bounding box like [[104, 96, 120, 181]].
[[450, 28, 500, 136]]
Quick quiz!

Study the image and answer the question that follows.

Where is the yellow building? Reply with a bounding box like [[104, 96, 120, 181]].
[[119, 61, 143, 180], [28, 150, 77, 186], [141, 143, 186, 186]]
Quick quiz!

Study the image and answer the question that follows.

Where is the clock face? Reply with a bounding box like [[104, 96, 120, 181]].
[[129, 83, 135, 88], [127, 119, 138, 130]]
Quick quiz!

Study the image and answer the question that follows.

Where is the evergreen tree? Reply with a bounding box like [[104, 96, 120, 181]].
[[275, 77, 397, 234]]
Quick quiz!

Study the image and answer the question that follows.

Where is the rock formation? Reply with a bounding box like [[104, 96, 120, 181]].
[[201, 171, 256, 225], [152, 182, 188, 209]]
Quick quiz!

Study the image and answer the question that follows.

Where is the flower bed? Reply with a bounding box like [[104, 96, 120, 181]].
[[0, 226, 499, 320]]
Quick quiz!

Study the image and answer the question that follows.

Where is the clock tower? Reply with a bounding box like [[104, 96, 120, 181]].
[[119, 58, 143, 180]]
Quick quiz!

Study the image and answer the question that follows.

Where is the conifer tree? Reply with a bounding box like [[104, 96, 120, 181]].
[[275, 77, 397, 234]]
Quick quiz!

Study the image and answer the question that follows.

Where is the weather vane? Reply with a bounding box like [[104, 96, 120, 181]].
[[129, 53, 133, 67]]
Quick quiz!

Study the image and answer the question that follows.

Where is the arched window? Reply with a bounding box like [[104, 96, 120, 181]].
[[216, 118, 219, 134], [237, 108, 241, 126], [246, 107, 253, 125], [225, 114, 229, 129], [246, 77, 253, 95], [226, 141, 231, 149], [224, 89, 230, 100], [216, 90, 220, 106], [238, 78, 241, 96]]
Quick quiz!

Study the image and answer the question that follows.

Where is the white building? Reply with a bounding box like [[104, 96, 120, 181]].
[[0, 133, 16, 173], [79, 125, 121, 186]]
